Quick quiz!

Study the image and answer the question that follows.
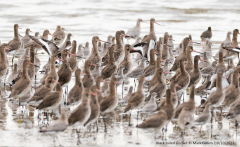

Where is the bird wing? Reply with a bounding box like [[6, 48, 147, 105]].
[[37, 92, 61, 109], [28, 35, 53, 56]]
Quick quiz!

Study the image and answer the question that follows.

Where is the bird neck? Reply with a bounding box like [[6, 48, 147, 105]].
[[231, 71, 239, 87], [216, 74, 222, 90], [136, 20, 141, 27], [170, 83, 177, 93], [156, 56, 162, 68], [50, 57, 56, 72], [84, 64, 91, 75], [0, 48, 6, 62], [189, 88, 195, 101], [182, 39, 188, 54], [227, 33, 231, 40], [26, 30, 29, 36], [92, 40, 98, 53], [193, 58, 199, 72], [71, 43, 76, 54], [109, 79, 116, 95], [109, 49, 115, 64], [180, 61, 186, 74], [124, 50, 130, 60], [14, 26, 19, 39], [186, 51, 192, 63], [75, 72, 82, 85], [232, 31, 238, 44], [22, 64, 28, 78], [116, 33, 122, 49], [150, 21, 155, 34], [156, 41, 161, 54], [137, 80, 144, 92], [30, 50, 34, 64], [150, 51, 155, 65]]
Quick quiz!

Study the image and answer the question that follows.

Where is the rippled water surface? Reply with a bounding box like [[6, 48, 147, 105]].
[[0, 0, 240, 146]]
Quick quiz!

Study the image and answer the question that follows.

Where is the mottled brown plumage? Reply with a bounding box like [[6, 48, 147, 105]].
[[162, 32, 169, 60], [100, 73, 118, 113], [174, 85, 195, 119], [101, 45, 117, 79], [170, 37, 190, 71], [87, 36, 101, 70], [200, 27, 212, 41], [57, 49, 72, 86], [68, 40, 78, 72], [124, 75, 145, 112], [36, 83, 62, 110], [7, 24, 21, 54], [67, 68, 83, 105], [188, 55, 202, 86], [82, 60, 94, 89], [68, 89, 91, 126]]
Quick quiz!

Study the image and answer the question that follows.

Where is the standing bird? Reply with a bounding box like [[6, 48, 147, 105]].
[[102, 31, 125, 66], [200, 27, 212, 42], [140, 92, 157, 113], [101, 45, 117, 79], [199, 52, 210, 69], [170, 37, 190, 71], [177, 107, 194, 134], [0, 44, 10, 81], [7, 24, 21, 55], [223, 29, 239, 60], [174, 60, 190, 97], [87, 36, 107, 70], [83, 42, 90, 59], [40, 54, 59, 87], [188, 55, 202, 86], [68, 40, 78, 72], [118, 44, 142, 76], [134, 18, 160, 59], [127, 57, 147, 79], [57, 49, 72, 86], [146, 68, 167, 101], [68, 89, 91, 144], [9, 58, 32, 102], [67, 68, 83, 105], [84, 77, 103, 127], [100, 73, 119, 114], [82, 60, 95, 90], [137, 110, 167, 130], [7, 24, 21, 65], [124, 75, 145, 125], [203, 71, 225, 108], [76, 44, 84, 61], [52, 25, 66, 45], [174, 85, 196, 119], [194, 103, 212, 132], [162, 32, 169, 60], [28, 77, 55, 105], [36, 83, 62, 111], [125, 18, 146, 39], [214, 52, 226, 74], [21, 28, 32, 47], [222, 68, 240, 106]]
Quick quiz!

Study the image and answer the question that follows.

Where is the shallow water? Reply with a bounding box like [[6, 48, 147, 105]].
[[0, 0, 240, 146]]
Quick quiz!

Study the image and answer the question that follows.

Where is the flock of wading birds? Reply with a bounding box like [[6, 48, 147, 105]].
[[0, 17, 240, 143]]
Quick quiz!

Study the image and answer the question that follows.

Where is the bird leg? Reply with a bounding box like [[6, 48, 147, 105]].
[[76, 129, 82, 145], [102, 113, 107, 133], [56, 136, 63, 147], [96, 122, 98, 132], [128, 112, 131, 126], [122, 81, 124, 99]]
